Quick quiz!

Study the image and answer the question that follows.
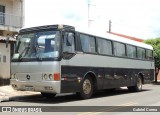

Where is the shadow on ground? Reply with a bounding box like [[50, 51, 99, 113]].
[[152, 82, 160, 85], [10, 88, 151, 104]]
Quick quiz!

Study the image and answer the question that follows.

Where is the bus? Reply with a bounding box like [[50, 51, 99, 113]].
[[10, 24, 154, 99]]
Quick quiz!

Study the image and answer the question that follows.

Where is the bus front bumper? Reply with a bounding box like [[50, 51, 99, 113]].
[[10, 79, 61, 94]]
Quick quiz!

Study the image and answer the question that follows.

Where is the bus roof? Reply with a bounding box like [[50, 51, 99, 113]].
[[78, 30, 153, 50], [107, 34, 153, 50], [20, 24, 75, 33], [20, 24, 153, 50]]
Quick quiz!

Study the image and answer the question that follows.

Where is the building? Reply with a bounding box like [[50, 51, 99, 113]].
[[106, 31, 144, 42], [0, 0, 23, 86], [0, 37, 15, 86]]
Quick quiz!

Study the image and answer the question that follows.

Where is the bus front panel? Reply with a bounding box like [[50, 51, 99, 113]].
[[10, 61, 61, 94]]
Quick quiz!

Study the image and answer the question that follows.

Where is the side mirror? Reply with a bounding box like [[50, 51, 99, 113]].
[[66, 33, 73, 46]]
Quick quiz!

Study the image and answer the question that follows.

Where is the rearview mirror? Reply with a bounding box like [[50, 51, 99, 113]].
[[66, 33, 73, 46]]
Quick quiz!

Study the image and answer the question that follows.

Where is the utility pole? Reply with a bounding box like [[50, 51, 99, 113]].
[[88, 3, 95, 29], [88, 4, 90, 28], [109, 20, 112, 33]]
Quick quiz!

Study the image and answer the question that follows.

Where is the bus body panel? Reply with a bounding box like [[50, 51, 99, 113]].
[[60, 53, 154, 93], [11, 61, 61, 93], [10, 24, 155, 98]]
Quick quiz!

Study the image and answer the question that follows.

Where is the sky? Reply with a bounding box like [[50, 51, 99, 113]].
[[24, 0, 160, 39]]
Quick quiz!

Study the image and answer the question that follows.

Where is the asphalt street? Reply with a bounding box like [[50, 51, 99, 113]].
[[0, 83, 160, 114]]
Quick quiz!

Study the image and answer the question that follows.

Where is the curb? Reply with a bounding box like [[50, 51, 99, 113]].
[[0, 96, 9, 102], [0, 94, 41, 103]]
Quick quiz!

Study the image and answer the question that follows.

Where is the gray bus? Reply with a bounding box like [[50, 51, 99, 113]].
[[10, 24, 154, 99]]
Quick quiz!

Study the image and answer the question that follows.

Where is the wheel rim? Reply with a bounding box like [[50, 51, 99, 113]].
[[83, 79, 92, 95], [137, 77, 142, 90]]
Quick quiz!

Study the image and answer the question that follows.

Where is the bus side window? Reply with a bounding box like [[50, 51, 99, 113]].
[[80, 34, 96, 53], [146, 49, 153, 60], [137, 47, 145, 59], [63, 32, 75, 53]]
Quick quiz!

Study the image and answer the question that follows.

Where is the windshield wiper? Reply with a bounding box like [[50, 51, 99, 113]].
[[36, 54, 43, 61], [18, 46, 30, 61], [34, 43, 43, 61]]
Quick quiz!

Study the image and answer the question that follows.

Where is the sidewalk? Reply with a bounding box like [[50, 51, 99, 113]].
[[0, 81, 160, 103], [0, 85, 39, 102]]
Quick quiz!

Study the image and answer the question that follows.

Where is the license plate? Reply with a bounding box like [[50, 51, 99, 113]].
[[25, 86, 34, 91]]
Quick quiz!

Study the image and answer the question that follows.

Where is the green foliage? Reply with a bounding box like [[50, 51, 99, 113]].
[[144, 38, 160, 68]]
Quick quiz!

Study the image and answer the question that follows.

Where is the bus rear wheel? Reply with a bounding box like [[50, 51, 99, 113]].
[[41, 92, 56, 98], [78, 77, 94, 99], [128, 76, 142, 92]]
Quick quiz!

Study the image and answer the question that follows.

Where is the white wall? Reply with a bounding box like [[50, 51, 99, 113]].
[[0, 42, 10, 79], [13, 0, 22, 16], [0, 0, 13, 14], [0, 0, 22, 16]]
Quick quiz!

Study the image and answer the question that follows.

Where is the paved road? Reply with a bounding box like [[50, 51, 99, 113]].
[[0, 83, 160, 115]]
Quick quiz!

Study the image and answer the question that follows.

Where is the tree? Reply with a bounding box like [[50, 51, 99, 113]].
[[144, 38, 160, 82]]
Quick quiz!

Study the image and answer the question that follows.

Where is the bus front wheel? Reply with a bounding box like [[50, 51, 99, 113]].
[[78, 77, 94, 99], [128, 76, 142, 92]]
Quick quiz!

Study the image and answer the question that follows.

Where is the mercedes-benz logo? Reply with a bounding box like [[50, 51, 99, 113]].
[[26, 74, 30, 80]]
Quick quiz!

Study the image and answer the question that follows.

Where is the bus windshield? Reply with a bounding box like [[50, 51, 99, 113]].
[[12, 30, 61, 61]]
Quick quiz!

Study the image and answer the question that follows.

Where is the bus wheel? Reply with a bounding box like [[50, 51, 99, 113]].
[[41, 92, 56, 98], [79, 77, 93, 99], [128, 76, 142, 92]]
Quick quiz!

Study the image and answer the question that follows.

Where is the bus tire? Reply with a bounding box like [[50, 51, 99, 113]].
[[127, 76, 142, 92], [41, 92, 56, 98], [78, 77, 93, 99]]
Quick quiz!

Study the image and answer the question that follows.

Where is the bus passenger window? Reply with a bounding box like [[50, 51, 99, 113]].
[[89, 36, 96, 53], [80, 34, 96, 53], [126, 45, 136, 58], [114, 42, 126, 57], [97, 38, 112, 55], [146, 50, 153, 60], [137, 47, 145, 59], [80, 34, 89, 52]]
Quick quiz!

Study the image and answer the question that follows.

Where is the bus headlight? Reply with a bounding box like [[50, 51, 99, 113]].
[[49, 74, 53, 80], [43, 74, 48, 80], [42, 73, 56, 81]]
